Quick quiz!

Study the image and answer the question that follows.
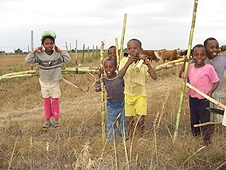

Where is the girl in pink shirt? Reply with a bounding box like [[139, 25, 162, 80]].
[[179, 44, 219, 145]]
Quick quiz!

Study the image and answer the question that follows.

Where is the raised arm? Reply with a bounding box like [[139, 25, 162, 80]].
[[118, 56, 135, 79], [25, 46, 42, 64], [144, 58, 157, 80], [179, 57, 189, 78]]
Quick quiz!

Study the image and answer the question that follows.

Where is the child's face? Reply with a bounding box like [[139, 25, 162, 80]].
[[192, 47, 206, 67], [127, 40, 141, 58], [108, 48, 117, 60], [104, 60, 116, 77], [42, 38, 54, 53], [206, 40, 219, 59]]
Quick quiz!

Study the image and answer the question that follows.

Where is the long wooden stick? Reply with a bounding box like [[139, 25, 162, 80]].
[[173, 0, 199, 142], [194, 122, 222, 127], [186, 83, 225, 109], [115, 37, 119, 67], [100, 41, 106, 144], [186, 82, 226, 127], [119, 13, 127, 62]]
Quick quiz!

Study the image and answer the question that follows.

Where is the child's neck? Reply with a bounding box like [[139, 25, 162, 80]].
[[45, 50, 53, 55], [106, 72, 117, 79], [194, 63, 205, 68]]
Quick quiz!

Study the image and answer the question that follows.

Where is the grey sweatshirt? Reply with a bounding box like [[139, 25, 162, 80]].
[[25, 50, 71, 82]]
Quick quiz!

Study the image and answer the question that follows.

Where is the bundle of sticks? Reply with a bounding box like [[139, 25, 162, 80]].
[[135, 54, 148, 72]]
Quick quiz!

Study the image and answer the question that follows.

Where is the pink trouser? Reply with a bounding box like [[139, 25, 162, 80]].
[[44, 98, 60, 119]]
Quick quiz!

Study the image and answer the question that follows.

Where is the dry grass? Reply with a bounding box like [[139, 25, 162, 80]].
[[0, 54, 226, 170]]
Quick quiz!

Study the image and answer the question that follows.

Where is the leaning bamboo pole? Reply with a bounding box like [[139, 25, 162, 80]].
[[119, 13, 127, 62], [173, 0, 199, 142], [115, 37, 119, 66], [1, 61, 187, 81], [0, 67, 100, 81], [100, 41, 106, 143], [155, 61, 184, 71]]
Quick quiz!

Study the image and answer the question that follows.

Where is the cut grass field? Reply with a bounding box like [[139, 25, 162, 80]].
[[0, 53, 226, 170]]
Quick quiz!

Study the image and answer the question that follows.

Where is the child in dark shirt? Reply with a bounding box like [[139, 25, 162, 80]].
[[95, 58, 126, 142]]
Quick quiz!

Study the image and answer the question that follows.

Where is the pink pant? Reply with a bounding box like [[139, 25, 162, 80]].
[[44, 98, 60, 119]]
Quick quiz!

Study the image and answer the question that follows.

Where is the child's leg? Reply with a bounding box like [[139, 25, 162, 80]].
[[137, 115, 145, 138], [44, 97, 52, 121], [118, 107, 127, 139], [52, 98, 60, 121], [135, 95, 147, 138], [199, 101, 211, 141], [201, 120, 211, 141], [106, 107, 117, 142], [126, 116, 134, 139], [189, 97, 200, 136]]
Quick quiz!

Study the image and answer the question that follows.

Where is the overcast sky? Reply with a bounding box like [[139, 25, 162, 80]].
[[0, 0, 225, 52]]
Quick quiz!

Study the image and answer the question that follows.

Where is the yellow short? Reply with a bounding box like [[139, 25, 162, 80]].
[[125, 94, 147, 116]]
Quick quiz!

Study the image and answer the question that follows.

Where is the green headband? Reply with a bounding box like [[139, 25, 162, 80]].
[[41, 30, 56, 40]]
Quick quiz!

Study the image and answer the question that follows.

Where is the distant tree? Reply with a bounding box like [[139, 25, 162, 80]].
[[14, 48, 23, 54], [0, 50, 5, 54]]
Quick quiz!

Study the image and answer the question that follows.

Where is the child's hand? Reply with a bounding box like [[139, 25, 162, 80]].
[[127, 54, 137, 65], [98, 68, 104, 75], [32, 47, 42, 54], [207, 91, 213, 98], [184, 56, 189, 63], [98, 68, 104, 78], [144, 57, 150, 65], [55, 46, 62, 53]]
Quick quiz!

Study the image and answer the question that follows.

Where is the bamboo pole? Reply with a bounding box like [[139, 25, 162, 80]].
[[115, 37, 119, 66], [173, 0, 199, 142], [194, 122, 222, 127], [0, 67, 100, 81], [100, 41, 106, 143], [186, 83, 226, 109], [186, 82, 226, 127], [155, 62, 184, 71], [119, 13, 127, 62]]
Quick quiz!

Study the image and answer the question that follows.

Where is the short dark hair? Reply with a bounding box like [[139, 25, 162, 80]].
[[107, 46, 116, 54], [104, 58, 117, 67], [127, 38, 142, 48], [41, 36, 55, 45], [203, 37, 217, 47], [192, 44, 207, 55]]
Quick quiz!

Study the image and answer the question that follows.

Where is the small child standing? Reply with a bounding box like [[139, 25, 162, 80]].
[[118, 38, 157, 142], [204, 37, 226, 122], [95, 58, 126, 142], [25, 30, 71, 129], [179, 44, 219, 145]]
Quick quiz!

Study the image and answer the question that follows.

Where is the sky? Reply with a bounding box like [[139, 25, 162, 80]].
[[0, 0, 226, 53]]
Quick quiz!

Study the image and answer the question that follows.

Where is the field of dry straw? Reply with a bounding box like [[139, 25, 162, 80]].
[[0, 53, 225, 170]]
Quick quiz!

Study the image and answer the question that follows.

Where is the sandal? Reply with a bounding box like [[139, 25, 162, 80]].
[[53, 121, 60, 128], [42, 122, 52, 129]]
